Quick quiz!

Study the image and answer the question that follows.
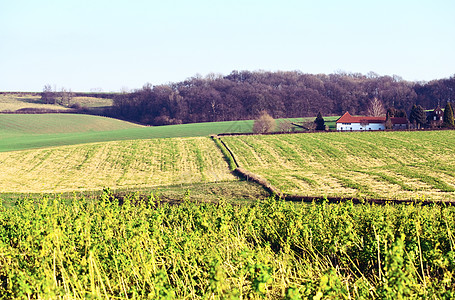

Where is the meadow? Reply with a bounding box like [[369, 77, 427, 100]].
[[0, 114, 331, 152], [222, 131, 455, 201], [0, 93, 112, 112], [1, 193, 454, 299], [0, 137, 236, 193]]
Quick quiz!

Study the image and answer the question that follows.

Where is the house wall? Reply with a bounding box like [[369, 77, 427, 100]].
[[393, 123, 407, 130], [336, 122, 385, 131]]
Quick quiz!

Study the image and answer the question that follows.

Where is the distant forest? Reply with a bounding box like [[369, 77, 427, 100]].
[[110, 71, 455, 125]]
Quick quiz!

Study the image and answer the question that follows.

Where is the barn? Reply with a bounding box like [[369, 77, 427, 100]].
[[336, 112, 408, 131]]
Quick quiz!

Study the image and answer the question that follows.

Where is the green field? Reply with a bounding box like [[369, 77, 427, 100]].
[[222, 131, 455, 201], [0, 137, 237, 193], [0, 114, 330, 152], [0, 113, 142, 135], [2, 194, 454, 298]]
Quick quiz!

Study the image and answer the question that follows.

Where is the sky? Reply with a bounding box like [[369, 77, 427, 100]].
[[1, 0, 454, 92]]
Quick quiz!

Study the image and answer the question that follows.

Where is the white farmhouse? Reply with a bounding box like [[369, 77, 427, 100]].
[[336, 112, 407, 131]]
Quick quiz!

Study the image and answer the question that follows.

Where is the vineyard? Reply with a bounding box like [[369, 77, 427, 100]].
[[1, 193, 454, 298], [0, 137, 235, 193], [222, 131, 455, 201]]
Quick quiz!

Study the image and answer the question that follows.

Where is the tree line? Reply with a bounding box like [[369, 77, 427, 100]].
[[105, 71, 454, 125]]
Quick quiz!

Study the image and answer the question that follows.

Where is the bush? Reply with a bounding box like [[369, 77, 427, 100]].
[[253, 111, 275, 134]]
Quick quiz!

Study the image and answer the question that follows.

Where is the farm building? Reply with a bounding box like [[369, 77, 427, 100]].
[[427, 106, 444, 128], [336, 112, 408, 131]]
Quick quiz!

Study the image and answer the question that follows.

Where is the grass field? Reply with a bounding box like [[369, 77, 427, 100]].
[[0, 114, 334, 152], [0, 93, 113, 112], [222, 131, 455, 201], [0, 113, 142, 135], [0, 137, 236, 193], [0, 94, 69, 112]]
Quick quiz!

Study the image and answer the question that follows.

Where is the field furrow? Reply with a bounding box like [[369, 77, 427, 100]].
[[222, 131, 455, 201], [0, 137, 236, 193]]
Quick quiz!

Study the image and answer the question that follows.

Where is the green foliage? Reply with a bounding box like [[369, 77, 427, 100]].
[[443, 102, 455, 128], [1, 194, 455, 298], [211, 136, 237, 170]]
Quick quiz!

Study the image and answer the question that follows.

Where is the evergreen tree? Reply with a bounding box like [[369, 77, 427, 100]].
[[395, 109, 407, 118], [410, 105, 426, 129], [443, 102, 455, 128], [314, 112, 325, 131]]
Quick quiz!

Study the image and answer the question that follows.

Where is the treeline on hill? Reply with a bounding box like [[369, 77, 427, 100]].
[[109, 71, 455, 126]]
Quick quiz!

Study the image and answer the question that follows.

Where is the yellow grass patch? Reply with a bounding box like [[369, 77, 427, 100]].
[[0, 137, 235, 193], [0, 94, 69, 112]]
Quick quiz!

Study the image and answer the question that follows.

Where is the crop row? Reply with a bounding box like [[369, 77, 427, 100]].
[[222, 131, 455, 201], [0, 137, 235, 193]]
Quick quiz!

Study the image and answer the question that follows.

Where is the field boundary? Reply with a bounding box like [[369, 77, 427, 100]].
[[216, 135, 455, 206], [218, 127, 455, 137]]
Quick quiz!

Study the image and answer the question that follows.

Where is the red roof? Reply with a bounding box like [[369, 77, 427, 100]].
[[390, 117, 408, 124], [336, 112, 384, 124], [336, 112, 407, 125]]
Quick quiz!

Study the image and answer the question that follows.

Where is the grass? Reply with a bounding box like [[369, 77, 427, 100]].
[[0, 113, 142, 135], [0, 93, 113, 112], [222, 130, 455, 201], [0, 180, 269, 209], [1, 194, 455, 298], [0, 94, 69, 112], [0, 115, 335, 152], [0, 137, 237, 193]]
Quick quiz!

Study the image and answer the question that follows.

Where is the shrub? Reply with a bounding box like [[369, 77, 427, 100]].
[[253, 111, 275, 134]]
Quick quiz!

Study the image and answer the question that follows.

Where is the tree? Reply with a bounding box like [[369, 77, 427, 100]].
[[59, 87, 74, 107], [277, 119, 293, 132], [442, 102, 454, 128], [253, 111, 275, 134], [385, 112, 393, 130], [314, 112, 325, 130], [366, 97, 386, 116], [409, 104, 427, 129], [395, 109, 407, 118], [41, 84, 56, 104]]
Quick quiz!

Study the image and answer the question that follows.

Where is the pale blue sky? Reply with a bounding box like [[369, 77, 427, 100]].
[[1, 0, 454, 92]]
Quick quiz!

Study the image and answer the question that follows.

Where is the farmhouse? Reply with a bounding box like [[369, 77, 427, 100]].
[[336, 112, 407, 131], [427, 106, 444, 128]]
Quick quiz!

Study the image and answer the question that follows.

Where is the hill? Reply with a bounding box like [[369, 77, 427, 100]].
[[0, 113, 142, 135], [0, 93, 113, 113], [0, 114, 329, 152], [110, 71, 455, 126]]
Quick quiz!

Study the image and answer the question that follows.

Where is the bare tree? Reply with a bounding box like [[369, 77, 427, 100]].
[[253, 111, 275, 133], [59, 87, 74, 107], [41, 84, 56, 104], [277, 119, 293, 132], [366, 97, 386, 116]]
